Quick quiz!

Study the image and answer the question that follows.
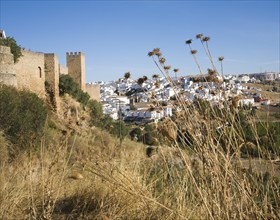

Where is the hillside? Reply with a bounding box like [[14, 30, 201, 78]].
[[1, 85, 280, 219], [245, 82, 280, 103]]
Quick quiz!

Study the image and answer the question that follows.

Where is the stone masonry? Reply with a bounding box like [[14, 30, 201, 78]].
[[44, 53, 60, 111], [0, 46, 17, 87], [0, 41, 99, 111], [66, 52, 86, 92], [14, 49, 45, 98], [86, 83, 100, 101]]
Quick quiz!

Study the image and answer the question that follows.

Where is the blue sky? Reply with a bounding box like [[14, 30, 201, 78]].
[[1, 0, 279, 82]]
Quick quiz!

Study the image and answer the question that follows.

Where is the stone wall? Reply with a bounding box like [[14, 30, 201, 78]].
[[14, 50, 45, 98], [0, 46, 98, 107], [59, 64, 68, 75], [45, 53, 60, 111], [66, 52, 86, 92], [86, 83, 100, 101], [0, 46, 17, 87]]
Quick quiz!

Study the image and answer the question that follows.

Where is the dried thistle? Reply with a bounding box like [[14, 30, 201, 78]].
[[155, 51, 162, 57], [196, 33, 203, 39], [213, 77, 220, 84], [202, 36, 210, 42], [185, 39, 192, 44], [218, 56, 224, 62], [191, 50, 197, 55], [149, 104, 155, 111], [148, 51, 154, 57], [152, 74, 159, 79], [154, 81, 160, 88], [173, 68, 179, 73], [232, 96, 239, 109], [159, 57, 166, 64], [207, 68, 216, 76], [164, 65, 171, 70], [153, 48, 160, 53]]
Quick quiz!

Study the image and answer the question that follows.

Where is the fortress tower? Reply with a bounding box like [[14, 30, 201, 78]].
[[44, 53, 60, 111], [66, 52, 86, 92]]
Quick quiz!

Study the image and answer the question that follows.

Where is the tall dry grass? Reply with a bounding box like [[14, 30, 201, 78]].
[[0, 106, 279, 219], [0, 35, 279, 219]]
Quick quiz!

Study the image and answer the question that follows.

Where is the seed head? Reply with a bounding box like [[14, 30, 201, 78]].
[[155, 51, 162, 57], [202, 36, 210, 42], [154, 81, 160, 88], [173, 68, 179, 73], [196, 33, 203, 39], [218, 56, 224, 62], [159, 57, 166, 64], [185, 39, 192, 44], [191, 50, 197, 55], [213, 77, 220, 84], [148, 51, 154, 57], [207, 68, 216, 76], [153, 48, 160, 53], [164, 65, 171, 70]]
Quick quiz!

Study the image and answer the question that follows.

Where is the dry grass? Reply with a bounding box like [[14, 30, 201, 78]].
[[1, 40, 280, 219], [1, 106, 279, 219], [255, 105, 280, 122], [245, 82, 280, 103]]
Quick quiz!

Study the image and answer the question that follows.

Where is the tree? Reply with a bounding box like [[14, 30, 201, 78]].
[[59, 74, 90, 106], [143, 124, 158, 146], [88, 99, 103, 127], [0, 85, 47, 150], [143, 75, 148, 81], [152, 74, 159, 80], [111, 120, 129, 145], [129, 127, 143, 141], [124, 72, 131, 80], [137, 77, 144, 86], [0, 37, 22, 63]]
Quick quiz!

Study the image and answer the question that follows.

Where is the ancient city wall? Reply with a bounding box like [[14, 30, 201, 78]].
[[44, 53, 60, 111], [45, 53, 59, 97], [66, 52, 86, 92], [86, 83, 100, 101], [0, 46, 17, 87], [0, 45, 98, 106], [59, 64, 68, 75], [14, 50, 45, 98]]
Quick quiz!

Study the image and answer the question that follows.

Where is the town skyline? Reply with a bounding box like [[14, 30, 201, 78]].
[[1, 0, 279, 82]]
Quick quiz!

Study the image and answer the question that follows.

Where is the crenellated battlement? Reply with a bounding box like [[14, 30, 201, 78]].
[[0, 30, 91, 111], [66, 52, 84, 57]]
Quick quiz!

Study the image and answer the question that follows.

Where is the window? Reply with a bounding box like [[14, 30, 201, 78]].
[[38, 67, 42, 78]]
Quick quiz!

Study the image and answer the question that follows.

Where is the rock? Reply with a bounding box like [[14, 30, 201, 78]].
[[68, 172, 84, 180]]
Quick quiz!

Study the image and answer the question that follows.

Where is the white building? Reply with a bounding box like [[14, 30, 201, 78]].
[[238, 98, 254, 107]]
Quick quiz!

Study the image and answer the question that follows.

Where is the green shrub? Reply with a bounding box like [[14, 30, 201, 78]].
[[143, 124, 158, 146], [110, 120, 129, 144], [59, 74, 90, 105], [129, 127, 143, 141], [0, 37, 22, 63], [0, 85, 47, 151], [87, 99, 103, 127]]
